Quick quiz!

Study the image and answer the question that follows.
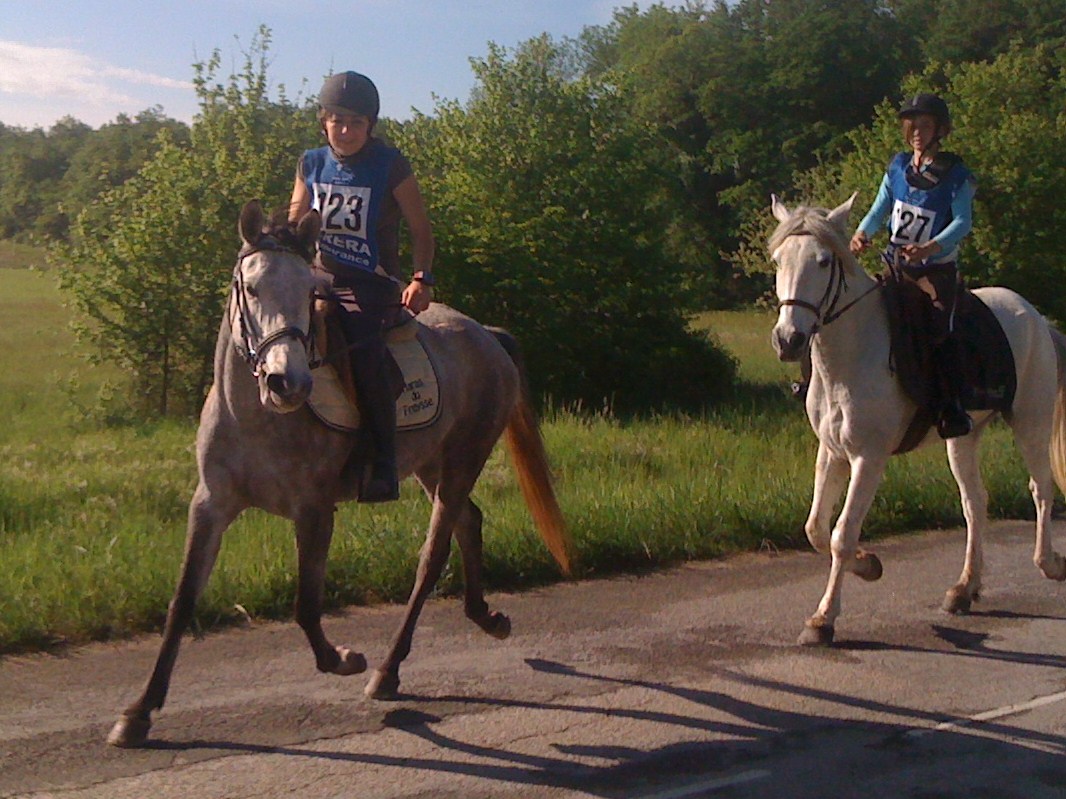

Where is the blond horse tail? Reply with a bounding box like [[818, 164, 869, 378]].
[[1048, 325, 1066, 493], [490, 328, 574, 576]]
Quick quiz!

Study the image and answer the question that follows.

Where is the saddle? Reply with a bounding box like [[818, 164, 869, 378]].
[[306, 303, 442, 433], [881, 268, 1017, 454]]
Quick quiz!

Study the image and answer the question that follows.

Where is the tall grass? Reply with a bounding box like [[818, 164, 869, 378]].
[[0, 267, 1037, 653]]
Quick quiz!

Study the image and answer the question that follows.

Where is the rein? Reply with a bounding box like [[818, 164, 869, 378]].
[[777, 231, 879, 332], [231, 237, 312, 377]]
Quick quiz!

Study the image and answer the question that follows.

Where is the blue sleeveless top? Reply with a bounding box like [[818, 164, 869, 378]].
[[300, 140, 400, 275]]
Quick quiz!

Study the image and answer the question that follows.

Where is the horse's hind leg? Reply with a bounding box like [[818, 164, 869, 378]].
[[294, 506, 367, 676], [107, 485, 237, 747], [943, 433, 988, 613], [365, 493, 462, 700], [1012, 416, 1066, 581], [454, 499, 511, 639]]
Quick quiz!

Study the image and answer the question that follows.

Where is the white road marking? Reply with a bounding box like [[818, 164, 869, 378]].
[[906, 688, 1066, 738], [636, 769, 771, 798]]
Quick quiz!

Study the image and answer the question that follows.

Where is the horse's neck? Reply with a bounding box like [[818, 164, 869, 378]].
[[812, 271, 887, 380], [213, 317, 266, 419]]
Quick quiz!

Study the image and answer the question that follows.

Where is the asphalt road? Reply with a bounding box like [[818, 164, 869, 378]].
[[2, 520, 1066, 798]]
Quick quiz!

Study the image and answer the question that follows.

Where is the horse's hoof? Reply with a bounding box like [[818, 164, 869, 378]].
[[106, 714, 151, 748], [365, 669, 400, 701], [1038, 553, 1066, 582], [798, 620, 835, 647], [942, 591, 971, 615], [332, 647, 368, 676], [854, 551, 883, 582], [480, 611, 511, 640]]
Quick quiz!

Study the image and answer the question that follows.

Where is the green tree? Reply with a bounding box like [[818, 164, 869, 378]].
[[59, 27, 317, 416], [395, 36, 736, 412], [581, 0, 909, 305]]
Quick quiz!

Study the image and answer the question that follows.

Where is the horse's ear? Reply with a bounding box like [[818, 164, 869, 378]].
[[239, 200, 265, 247], [295, 209, 321, 251], [771, 193, 791, 223], [826, 192, 859, 228]]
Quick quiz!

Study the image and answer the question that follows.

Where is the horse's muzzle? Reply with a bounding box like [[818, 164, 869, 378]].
[[263, 370, 313, 411], [772, 327, 808, 362]]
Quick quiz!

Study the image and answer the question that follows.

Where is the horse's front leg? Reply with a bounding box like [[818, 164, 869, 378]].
[[294, 506, 366, 676], [800, 453, 887, 646], [107, 485, 238, 747], [943, 434, 988, 613], [365, 494, 462, 700], [805, 441, 850, 553]]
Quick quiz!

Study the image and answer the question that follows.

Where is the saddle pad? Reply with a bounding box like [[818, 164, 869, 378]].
[[307, 332, 442, 432]]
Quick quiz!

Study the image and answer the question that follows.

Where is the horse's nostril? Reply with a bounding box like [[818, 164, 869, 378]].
[[788, 331, 807, 352], [266, 373, 288, 396]]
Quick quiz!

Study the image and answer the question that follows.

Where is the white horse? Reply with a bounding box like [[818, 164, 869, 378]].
[[769, 193, 1066, 646]]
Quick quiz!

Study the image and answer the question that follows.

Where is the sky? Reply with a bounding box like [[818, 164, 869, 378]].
[[0, 0, 658, 131]]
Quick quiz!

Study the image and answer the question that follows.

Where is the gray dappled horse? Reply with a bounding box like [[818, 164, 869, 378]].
[[108, 201, 572, 747]]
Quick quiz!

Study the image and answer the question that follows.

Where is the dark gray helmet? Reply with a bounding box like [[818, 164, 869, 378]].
[[318, 71, 380, 119], [899, 93, 950, 128]]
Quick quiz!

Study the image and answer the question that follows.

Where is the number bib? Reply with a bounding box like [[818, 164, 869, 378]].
[[890, 200, 937, 246], [314, 184, 374, 271]]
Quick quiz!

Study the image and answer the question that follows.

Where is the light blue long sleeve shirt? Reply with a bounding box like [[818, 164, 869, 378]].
[[857, 171, 976, 256]]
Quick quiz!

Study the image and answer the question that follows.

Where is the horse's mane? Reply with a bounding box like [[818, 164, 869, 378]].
[[264, 208, 314, 262], [768, 205, 858, 271]]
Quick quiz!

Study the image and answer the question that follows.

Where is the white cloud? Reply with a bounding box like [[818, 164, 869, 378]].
[[0, 40, 194, 127]]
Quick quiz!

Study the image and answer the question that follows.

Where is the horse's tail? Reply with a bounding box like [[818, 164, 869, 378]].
[[1048, 324, 1066, 493], [489, 327, 574, 576]]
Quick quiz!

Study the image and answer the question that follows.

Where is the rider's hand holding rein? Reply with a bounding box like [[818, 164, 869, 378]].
[[901, 239, 942, 265], [402, 279, 433, 314], [849, 231, 871, 255]]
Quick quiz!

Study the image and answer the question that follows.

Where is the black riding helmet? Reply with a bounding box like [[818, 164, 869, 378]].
[[899, 92, 951, 132], [319, 71, 380, 121]]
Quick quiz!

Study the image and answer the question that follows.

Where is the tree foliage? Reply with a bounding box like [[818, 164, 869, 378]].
[[59, 28, 318, 416], [395, 36, 736, 412]]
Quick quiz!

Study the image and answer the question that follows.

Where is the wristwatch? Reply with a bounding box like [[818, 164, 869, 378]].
[[412, 271, 436, 287]]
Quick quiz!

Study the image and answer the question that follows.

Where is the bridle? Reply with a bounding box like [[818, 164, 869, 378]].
[[777, 231, 878, 333], [230, 237, 312, 377]]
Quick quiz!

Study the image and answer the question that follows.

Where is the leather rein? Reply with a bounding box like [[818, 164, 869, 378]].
[[777, 231, 879, 333]]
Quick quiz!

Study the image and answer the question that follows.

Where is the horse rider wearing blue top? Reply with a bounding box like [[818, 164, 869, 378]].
[[850, 92, 978, 439], [289, 71, 437, 502]]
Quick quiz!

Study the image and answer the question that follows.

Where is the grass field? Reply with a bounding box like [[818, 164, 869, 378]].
[[0, 255, 1038, 653]]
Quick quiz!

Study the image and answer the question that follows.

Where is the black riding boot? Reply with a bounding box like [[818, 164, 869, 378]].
[[348, 340, 399, 503], [934, 336, 973, 439]]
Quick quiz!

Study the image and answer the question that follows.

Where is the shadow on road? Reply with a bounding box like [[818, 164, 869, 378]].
[[121, 653, 1066, 798]]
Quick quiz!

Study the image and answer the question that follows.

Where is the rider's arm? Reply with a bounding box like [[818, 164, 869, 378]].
[[288, 157, 311, 223], [931, 178, 976, 254], [395, 174, 436, 314], [856, 173, 892, 239]]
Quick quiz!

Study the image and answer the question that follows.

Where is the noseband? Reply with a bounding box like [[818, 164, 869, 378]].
[[231, 237, 312, 377], [777, 231, 877, 332]]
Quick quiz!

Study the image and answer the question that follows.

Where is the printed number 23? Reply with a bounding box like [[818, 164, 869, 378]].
[[320, 192, 364, 232]]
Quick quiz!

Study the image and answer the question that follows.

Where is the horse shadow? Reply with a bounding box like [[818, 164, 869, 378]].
[[138, 652, 1066, 798]]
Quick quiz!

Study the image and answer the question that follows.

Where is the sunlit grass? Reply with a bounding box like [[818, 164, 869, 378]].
[[0, 265, 1037, 653]]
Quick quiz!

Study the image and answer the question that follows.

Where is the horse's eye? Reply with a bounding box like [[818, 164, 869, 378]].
[[817, 255, 832, 269], [245, 284, 259, 298]]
